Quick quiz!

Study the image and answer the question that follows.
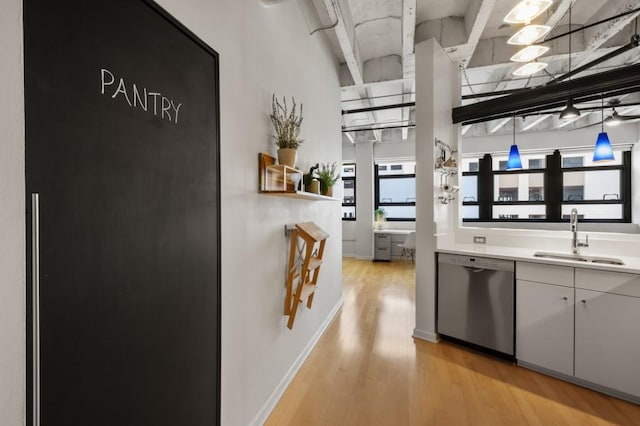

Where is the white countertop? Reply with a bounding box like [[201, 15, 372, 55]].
[[373, 229, 414, 235], [436, 242, 640, 274]]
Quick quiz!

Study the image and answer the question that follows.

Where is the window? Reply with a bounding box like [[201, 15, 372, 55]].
[[375, 161, 416, 221], [342, 163, 356, 220], [462, 149, 631, 223]]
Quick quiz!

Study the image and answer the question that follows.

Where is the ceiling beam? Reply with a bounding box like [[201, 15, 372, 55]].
[[329, 0, 381, 141], [453, 63, 640, 124], [401, 0, 416, 140]]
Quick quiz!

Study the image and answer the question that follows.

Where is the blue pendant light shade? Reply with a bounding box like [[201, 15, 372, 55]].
[[506, 144, 523, 169], [593, 95, 615, 162], [593, 132, 614, 162], [506, 116, 522, 170]]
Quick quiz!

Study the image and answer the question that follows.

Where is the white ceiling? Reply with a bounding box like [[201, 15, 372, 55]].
[[308, 0, 640, 142]]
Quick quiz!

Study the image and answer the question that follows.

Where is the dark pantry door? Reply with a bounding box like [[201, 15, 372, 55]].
[[24, 1, 220, 425]]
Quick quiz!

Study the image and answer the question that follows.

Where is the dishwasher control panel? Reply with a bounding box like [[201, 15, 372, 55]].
[[438, 253, 514, 272]]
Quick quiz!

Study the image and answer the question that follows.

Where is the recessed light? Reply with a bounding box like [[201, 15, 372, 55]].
[[510, 45, 550, 62], [513, 61, 548, 76], [504, 0, 554, 24], [507, 25, 551, 45]]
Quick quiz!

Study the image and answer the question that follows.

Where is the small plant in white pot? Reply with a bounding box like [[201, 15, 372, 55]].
[[270, 94, 303, 168], [374, 208, 387, 230]]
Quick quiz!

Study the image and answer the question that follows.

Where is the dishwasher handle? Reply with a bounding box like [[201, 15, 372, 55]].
[[462, 266, 486, 273]]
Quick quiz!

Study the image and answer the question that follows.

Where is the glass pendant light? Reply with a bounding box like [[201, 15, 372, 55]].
[[593, 96, 614, 162], [504, 0, 554, 24], [506, 116, 523, 170]]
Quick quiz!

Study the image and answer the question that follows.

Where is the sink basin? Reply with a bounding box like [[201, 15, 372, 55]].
[[534, 252, 588, 262], [533, 252, 624, 266]]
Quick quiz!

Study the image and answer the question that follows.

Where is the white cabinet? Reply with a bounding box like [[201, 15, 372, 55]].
[[516, 279, 574, 376], [575, 288, 640, 399], [514, 262, 640, 403]]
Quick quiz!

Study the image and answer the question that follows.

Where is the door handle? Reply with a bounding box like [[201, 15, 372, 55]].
[[32, 193, 41, 426], [462, 266, 486, 273]]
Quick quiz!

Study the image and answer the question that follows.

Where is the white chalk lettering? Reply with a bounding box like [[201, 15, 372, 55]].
[[171, 101, 182, 124], [132, 84, 147, 111], [112, 78, 133, 106], [148, 92, 161, 116], [161, 96, 171, 121], [101, 69, 115, 95], [99, 68, 183, 125]]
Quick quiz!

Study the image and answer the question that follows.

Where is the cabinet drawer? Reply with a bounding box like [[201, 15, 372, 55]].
[[516, 262, 573, 287], [575, 269, 640, 297], [374, 233, 391, 249], [375, 247, 391, 260]]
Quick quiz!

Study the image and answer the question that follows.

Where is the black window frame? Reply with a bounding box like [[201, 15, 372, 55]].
[[374, 163, 416, 222], [462, 150, 632, 223], [342, 162, 356, 221]]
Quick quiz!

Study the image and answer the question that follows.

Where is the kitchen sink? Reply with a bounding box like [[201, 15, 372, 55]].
[[533, 251, 624, 266]]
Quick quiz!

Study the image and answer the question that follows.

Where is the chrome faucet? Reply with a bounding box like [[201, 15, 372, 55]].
[[570, 208, 589, 254]]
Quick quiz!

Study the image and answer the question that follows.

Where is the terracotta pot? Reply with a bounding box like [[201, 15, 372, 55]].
[[277, 148, 297, 168]]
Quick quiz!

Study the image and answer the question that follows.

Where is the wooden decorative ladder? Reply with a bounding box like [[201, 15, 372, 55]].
[[285, 222, 329, 329]]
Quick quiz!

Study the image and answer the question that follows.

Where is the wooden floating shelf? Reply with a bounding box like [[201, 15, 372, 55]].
[[259, 153, 340, 201], [264, 191, 339, 201]]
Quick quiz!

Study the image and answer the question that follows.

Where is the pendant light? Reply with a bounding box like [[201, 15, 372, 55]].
[[559, 5, 581, 120], [506, 116, 523, 170], [593, 95, 615, 162]]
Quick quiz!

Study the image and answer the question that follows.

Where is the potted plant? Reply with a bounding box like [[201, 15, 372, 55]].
[[270, 94, 303, 168], [374, 208, 387, 230], [317, 162, 339, 197]]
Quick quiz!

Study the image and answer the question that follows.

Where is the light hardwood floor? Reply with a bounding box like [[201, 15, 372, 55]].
[[266, 258, 640, 425]]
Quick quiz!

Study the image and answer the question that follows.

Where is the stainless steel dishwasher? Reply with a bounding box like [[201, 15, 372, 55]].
[[437, 253, 515, 357]]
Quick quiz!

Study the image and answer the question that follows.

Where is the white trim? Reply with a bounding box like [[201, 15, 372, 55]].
[[413, 328, 439, 343], [249, 297, 344, 426], [355, 255, 374, 260]]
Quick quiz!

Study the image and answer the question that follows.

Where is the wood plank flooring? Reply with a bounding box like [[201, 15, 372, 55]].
[[266, 258, 640, 425]]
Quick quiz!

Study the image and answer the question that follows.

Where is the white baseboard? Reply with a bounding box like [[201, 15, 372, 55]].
[[250, 297, 344, 426], [355, 255, 373, 260], [413, 328, 439, 343]]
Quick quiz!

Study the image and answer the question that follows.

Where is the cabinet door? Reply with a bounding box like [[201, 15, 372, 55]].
[[575, 289, 640, 398], [516, 280, 574, 375]]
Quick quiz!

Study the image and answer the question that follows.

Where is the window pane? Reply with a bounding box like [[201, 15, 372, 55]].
[[494, 173, 544, 202], [493, 205, 546, 219], [562, 204, 622, 220], [462, 205, 479, 219], [379, 177, 416, 203], [493, 153, 547, 170], [378, 161, 415, 175], [563, 170, 620, 201], [561, 151, 623, 167], [343, 179, 355, 204], [382, 205, 415, 219], [461, 159, 479, 172], [342, 164, 355, 177], [342, 206, 356, 220], [462, 175, 477, 202]]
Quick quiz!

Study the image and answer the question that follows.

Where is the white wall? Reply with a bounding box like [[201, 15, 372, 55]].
[[414, 39, 458, 342], [0, 0, 25, 424], [1, 1, 343, 425]]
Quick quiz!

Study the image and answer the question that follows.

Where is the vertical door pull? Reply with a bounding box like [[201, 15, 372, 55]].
[[32, 193, 40, 426]]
